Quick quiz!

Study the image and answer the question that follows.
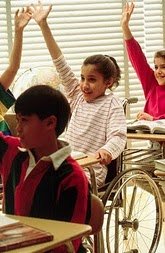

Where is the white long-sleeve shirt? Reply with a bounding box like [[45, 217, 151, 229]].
[[53, 55, 127, 186]]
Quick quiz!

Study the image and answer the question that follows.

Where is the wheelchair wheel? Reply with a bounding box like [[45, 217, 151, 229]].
[[103, 168, 163, 253]]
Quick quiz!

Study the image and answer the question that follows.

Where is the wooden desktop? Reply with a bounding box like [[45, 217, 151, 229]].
[[6, 215, 92, 253], [127, 132, 165, 142]]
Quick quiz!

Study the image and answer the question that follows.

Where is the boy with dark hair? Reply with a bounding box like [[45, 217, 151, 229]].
[[0, 85, 90, 253]]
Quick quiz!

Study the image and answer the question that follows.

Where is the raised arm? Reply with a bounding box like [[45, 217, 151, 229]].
[[30, 1, 81, 105], [0, 8, 31, 90], [30, 1, 62, 60], [120, 1, 135, 40]]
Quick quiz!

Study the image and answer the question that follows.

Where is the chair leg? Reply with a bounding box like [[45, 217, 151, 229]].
[[94, 230, 105, 253], [87, 166, 98, 196]]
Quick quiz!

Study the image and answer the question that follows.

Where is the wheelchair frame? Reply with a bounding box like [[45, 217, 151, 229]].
[[82, 98, 164, 253]]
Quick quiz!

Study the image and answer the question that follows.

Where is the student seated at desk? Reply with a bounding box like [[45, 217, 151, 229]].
[[29, 1, 127, 187], [121, 1, 165, 150], [121, 1, 165, 121], [0, 7, 31, 134], [0, 85, 90, 253]]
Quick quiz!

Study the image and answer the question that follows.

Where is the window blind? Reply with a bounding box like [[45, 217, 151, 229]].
[[0, 1, 10, 72], [10, 0, 125, 102], [0, 0, 165, 147]]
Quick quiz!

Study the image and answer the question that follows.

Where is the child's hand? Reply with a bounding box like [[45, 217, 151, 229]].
[[121, 1, 135, 28], [15, 7, 32, 31], [95, 149, 112, 165], [136, 111, 154, 121], [29, 0, 52, 25]]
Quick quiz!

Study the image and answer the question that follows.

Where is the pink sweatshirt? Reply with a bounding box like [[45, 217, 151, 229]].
[[125, 37, 165, 120]]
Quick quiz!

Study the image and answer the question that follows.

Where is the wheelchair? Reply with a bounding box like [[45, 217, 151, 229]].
[[84, 145, 164, 253]]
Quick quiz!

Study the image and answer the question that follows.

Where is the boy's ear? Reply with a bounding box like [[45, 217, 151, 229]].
[[46, 115, 57, 129]]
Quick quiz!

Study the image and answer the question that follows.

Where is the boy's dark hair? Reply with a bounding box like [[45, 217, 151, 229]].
[[14, 85, 71, 136]]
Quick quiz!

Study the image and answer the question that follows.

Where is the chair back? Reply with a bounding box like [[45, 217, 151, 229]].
[[89, 194, 104, 235], [4, 113, 17, 136]]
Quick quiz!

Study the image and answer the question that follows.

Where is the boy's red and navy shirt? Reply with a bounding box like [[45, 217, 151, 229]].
[[0, 135, 90, 252]]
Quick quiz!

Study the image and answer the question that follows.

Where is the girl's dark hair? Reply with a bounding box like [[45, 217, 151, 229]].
[[15, 85, 71, 136], [83, 54, 121, 89], [154, 49, 165, 59]]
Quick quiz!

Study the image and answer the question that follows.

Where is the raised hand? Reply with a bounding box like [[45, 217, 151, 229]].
[[0, 7, 32, 90], [29, 0, 52, 25], [15, 7, 32, 30], [121, 1, 135, 28]]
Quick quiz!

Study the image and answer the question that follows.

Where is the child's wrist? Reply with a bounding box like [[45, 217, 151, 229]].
[[38, 19, 47, 27], [15, 26, 24, 33]]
